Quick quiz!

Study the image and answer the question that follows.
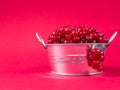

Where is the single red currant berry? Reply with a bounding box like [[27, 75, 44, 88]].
[[100, 51, 104, 55], [97, 66, 103, 72], [88, 60, 92, 66], [98, 37, 102, 43], [51, 36, 57, 42], [93, 40, 97, 43], [56, 36, 62, 42], [70, 40, 73, 43], [81, 38, 86, 43], [64, 40, 70, 43], [82, 30, 87, 35], [92, 64, 98, 69], [92, 33, 99, 40], [52, 31, 57, 36], [77, 27, 81, 31], [98, 33, 104, 37], [99, 55, 104, 61], [65, 35, 72, 41], [57, 32, 62, 36], [66, 29, 71, 35], [87, 55, 94, 61], [101, 38, 109, 43], [79, 31, 84, 39], [61, 39, 65, 43], [48, 39, 53, 44]]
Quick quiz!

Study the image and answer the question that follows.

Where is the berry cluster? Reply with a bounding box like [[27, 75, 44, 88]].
[[48, 25, 108, 44], [87, 48, 104, 72]]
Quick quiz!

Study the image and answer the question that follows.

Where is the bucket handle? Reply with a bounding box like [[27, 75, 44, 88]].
[[36, 33, 47, 49], [107, 31, 118, 46]]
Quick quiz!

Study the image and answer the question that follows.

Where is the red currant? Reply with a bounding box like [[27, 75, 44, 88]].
[[65, 35, 72, 41], [48, 25, 108, 44], [88, 60, 92, 66], [87, 48, 104, 71], [97, 66, 103, 72], [87, 55, 93, 61], [64, 40, 70, 43], [73, 37, 80, 43]]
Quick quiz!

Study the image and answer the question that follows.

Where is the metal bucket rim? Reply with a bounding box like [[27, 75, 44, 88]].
[[46, 43, 108, 46]]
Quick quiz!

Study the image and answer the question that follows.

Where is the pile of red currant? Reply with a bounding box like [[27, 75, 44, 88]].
[[48, 25, 108, 72], [48, 25, 108, 44]]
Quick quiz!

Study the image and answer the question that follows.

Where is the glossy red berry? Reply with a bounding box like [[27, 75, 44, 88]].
[[64, 40, 70, 43], [101, 38, 109, 43], [87, 55, 93, 61], [48, 39, 53, 44], [92, 33, 99, 40], [61, 39, 65, 43], [99, 55, 104, 61], [88, 60, 92, 66], [65, 35, 72, 41], [97, 66, 103, 72]]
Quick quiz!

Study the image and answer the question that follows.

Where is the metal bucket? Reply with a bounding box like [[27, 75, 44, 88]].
[[46, 43, 106, 75], [36, 31, 118, 76]]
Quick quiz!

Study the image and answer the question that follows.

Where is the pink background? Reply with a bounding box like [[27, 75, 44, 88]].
[[0, 0, 120, 90]]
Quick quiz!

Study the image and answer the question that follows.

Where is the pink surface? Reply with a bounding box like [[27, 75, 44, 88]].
[[0, 0, 120, 90]]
